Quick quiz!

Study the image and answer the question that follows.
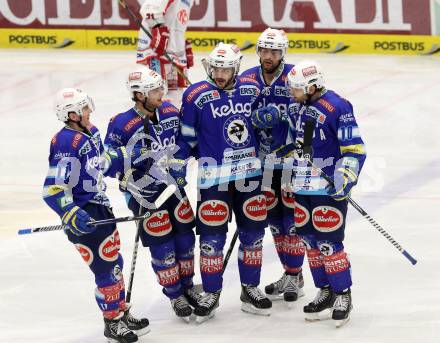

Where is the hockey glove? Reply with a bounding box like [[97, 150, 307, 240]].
[[149, 26, 169, 56], [185, 39, 194, 68], [168, 158, 187, 189], [326, 167, 358, 201], [62, 206, 95, 236], [118, 168, 162, 200], [251, 105, 281, 129]]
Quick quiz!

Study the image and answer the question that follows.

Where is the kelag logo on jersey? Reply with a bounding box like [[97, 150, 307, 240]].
[[223, 115, 250, 148], [210, 100, 252, 118]]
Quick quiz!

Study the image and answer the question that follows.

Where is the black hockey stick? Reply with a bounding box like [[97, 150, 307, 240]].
[[222, 229, 238, 274], [17, 186, 175, 235], [118, 0, 192, 85], [18, 214, 150, 235], [125, 114, 155, 304], [297, 119, 417, 265]]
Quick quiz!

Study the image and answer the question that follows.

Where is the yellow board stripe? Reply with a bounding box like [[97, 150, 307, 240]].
[[1, 29, 440, 56]]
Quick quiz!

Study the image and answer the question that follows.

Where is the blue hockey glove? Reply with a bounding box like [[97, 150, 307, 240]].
[[169, 158, 187, 189], [326, 167, 358, 201], [62, 206, 95, 236], [251, 105, 281, 129]]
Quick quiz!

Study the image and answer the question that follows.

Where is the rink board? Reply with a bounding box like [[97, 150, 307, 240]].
[[1, 29, 440, 56]]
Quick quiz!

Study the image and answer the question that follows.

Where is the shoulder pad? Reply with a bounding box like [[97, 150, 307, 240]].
[[317, 98, 336, 113], [51, 132, 59, 146], [123, 116, 142, 132], [71, 132, 85, 149], [238, 76, 260, 86], [240, 66, 258, 78], [160, 102, 179, 115], [184, 81, 211, 103]]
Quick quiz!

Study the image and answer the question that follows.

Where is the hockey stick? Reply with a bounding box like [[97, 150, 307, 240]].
[[222, 229, 238, 274], [126, 114, 154, 303], [297, 119, 417, 265], [117, 0, 192, 85], [239, 40, 255, 51], [18, 184, 176, 235]]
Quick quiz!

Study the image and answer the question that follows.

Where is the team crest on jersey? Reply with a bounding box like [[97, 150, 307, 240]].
[[177, 9, 189, 25], [153, 124, 163, 135], [195, 90, 220, 108], [75, 243, 93, 266], [223, 115, 251, 148]]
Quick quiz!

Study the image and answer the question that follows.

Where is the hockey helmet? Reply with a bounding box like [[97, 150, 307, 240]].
[[256, 28, 289, 57], [126, 65, 164, 99], [287, 60, 325, 94], [54, 88, 95, 122], [207, 43, 243, 78]]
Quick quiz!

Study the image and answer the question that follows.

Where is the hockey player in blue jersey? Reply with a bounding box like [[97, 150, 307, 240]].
[[170, 43, 272, 323], [104, 66, 198, 322], [253, 60, 366, 327], [43, 88, 149, 343], [242, 28, 305, 305]]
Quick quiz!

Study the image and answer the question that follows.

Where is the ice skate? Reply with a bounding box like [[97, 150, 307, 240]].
[[304, 286, 335, 322], [240, 285, 272, 316], [194, 290, 221, 324], [171, 295, 193, 323], [104, 313, 138, 343], [332, 289, 352, 328]]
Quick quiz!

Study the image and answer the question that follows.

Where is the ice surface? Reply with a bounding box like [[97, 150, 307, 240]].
[[0, 49, 439, 342]]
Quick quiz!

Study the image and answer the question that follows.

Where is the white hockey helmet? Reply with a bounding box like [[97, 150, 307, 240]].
[[287, 60, 325, 94], [54, 88, 95, 122], [126, 66, 164, 99], [256, 28, 289, 57], [139, 0, 166, 26], [207, 43, 243, 78]]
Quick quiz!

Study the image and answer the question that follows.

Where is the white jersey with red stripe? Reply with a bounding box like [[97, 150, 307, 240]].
[[137, 0, 193, 64]]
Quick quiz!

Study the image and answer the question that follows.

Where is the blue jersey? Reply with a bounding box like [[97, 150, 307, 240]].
[[104, 103, 180, 185], [241, 63, 295, 169], [290, 90, 366, 195], [43, 126, 121, 218], [176, 77, 262, 186]]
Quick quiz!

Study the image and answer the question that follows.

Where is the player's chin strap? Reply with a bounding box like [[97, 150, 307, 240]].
[[67, 114, 89, 133], [141, 99, 155, 114]]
